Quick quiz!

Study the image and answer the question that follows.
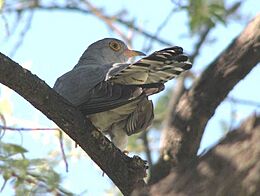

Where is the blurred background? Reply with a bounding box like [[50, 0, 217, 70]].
[[0, 0, 259, 195]]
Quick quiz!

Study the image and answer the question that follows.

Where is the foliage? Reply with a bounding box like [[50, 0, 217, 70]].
[[0, 140, 73, 195], [0, 96, 73, 195], [184, 0, 241, 34]]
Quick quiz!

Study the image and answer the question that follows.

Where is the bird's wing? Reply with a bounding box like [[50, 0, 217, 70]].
[[53, 65, 143, 115], [125, 97, 154, 136], [107, 46, 192, 85], [53, 65, 104, 106]]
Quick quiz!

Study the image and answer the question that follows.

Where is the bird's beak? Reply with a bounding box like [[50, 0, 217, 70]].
[[124, 49, 146, 57]]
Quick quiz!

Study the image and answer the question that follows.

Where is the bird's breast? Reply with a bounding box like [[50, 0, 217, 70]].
[[88, 100, 139, 132]]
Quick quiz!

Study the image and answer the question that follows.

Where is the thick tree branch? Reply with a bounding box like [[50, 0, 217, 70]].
[[0, 53, 147, 195], [145, 114, 260, 195], [150, 13, 260, 183]]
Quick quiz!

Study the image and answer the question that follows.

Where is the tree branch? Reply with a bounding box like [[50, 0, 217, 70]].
[[150, 13, 260, 183], [4, 1, 172, 46], [0, 53, 147, 195], [146, 114, 260, 195]]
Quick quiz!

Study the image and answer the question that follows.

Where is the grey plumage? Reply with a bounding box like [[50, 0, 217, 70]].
[[54, 38, 192, 150]]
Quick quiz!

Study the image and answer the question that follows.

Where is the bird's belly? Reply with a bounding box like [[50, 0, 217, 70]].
[[88, 101, 138, 131]]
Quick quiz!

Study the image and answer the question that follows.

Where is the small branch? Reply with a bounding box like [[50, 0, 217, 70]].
[[0, 13, 10, 37], [0, 113, 7, 139], [8, 170, 73, 195], [143, 8, 176, 52], [83, 0, 130, 43], [4, 2, 172, 46], [58, 130, 69, 173], [0, 178, 7, 192], [10, 10, 34, 57], [0, 125, 59, 131], [226, 96, 260, 108], [141, 131, 153, 169], [1, 123, 70, 172], [190, 27, 211, 62]]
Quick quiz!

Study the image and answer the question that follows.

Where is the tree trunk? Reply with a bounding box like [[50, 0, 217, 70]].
[[138, 114, 260, 196], [149, 13, 260, 184]]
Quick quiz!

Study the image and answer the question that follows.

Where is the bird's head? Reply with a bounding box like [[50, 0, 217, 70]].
[[78, 38, 145, 65]]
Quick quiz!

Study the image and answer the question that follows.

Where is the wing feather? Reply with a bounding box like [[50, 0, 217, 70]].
[[108, 46, 192, 85], [53, 65, 143, 115]]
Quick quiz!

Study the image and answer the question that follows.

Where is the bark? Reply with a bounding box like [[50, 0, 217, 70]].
[[142, 114, 260, 196], [149, 13, 260, 183], [0, 53, 147, 195]]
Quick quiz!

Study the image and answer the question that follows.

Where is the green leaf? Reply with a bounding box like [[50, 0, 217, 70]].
[[29, 158, 48, 167], [186, 0, 231, 34], [0, 142, 28, 156]]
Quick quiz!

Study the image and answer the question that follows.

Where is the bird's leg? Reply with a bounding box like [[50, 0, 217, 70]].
[[110, 126, 129, 152]]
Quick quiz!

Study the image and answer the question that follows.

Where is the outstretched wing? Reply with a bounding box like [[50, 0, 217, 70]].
[[108, 46, 192, 85]]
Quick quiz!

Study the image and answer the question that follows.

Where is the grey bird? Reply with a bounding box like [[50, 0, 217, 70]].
[[53, 38, 192, 150]]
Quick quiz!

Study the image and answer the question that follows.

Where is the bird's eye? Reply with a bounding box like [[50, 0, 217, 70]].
[[109, 41, 121, 51]]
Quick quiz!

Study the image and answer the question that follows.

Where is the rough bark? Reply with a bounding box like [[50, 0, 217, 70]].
[[142, 114, 260, 196], [150, 13, 260, 183], [0, 53, 147, 195]]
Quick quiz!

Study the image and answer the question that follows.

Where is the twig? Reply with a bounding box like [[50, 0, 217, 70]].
[[10, 10, 34, 57], [9, 171, 73, 195], [166, 76, 186, 125], [4, 3, 172, 46], [83, 0, 130, 43], [140, 131, 153, 169], [0, 13, 10, 37], [228, 98, 237, 131], [143, 8, 176, 52], [226, 97, 260, 108], [1, 123, 69, 172], [190, 27, 211, 62], [225, 95, 260, 133], [0, 177, 7, 192], [0, 125, 59, 131], [58, 130, 69, 172], [0, 113, 6, 139]]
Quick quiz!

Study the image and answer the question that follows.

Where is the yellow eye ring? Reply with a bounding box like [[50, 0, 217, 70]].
[[109, 41, 121, 51]]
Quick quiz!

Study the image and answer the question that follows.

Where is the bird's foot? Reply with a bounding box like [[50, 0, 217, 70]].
[[122, 150, 129, 155]]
